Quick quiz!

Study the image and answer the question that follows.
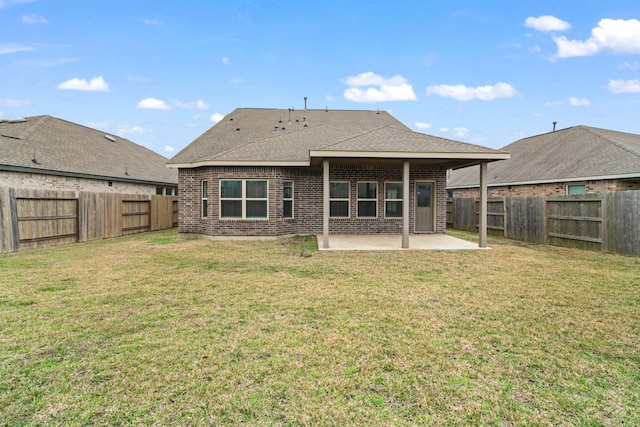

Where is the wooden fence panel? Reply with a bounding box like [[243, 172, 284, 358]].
[[0, 187, 19, 253], [547, 196, 602, 251], [151, 195, 178, 230], [487, 199, 505, 236], [1, 188, 177, 253], [504, 196, 546, 243], [172, 199, 179, 228], [14, 189, 78, 250], [450, 197, 476, 232], [122, 196, 151, 235], [79, 192, 123, 241], [604, 191, 640, 256]]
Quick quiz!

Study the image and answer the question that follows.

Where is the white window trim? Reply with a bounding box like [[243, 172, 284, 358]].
[[202, 180, 208, 218], [384, 181, 403, 219], [283, 180, 294, 219], [357, 181, 378, 218], [329, 181, 350, 218], [219, 179, 269, 220]]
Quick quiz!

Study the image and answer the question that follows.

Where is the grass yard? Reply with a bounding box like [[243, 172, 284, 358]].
[[1, 230, 639, 426]]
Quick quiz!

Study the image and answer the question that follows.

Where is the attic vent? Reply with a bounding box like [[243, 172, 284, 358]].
[[104, 135, 116, 142], [8, 118, 27, 123]]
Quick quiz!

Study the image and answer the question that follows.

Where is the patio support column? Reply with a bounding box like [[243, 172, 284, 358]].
[[479, 161, 488, 248], [322, 159, 330, 249], [402, 160, 410, 248]]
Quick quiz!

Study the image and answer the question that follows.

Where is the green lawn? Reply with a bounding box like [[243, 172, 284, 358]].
[[1, 230, 638, 425]]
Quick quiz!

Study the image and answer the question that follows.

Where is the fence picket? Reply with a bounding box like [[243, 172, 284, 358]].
[[0, 187, 177, 253], [449, 191, 639, 256]]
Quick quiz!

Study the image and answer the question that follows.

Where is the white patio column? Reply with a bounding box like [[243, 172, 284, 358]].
[[402, 160, 410, 248], [479, 161, 488, 248], [323, 159, 330, 249]]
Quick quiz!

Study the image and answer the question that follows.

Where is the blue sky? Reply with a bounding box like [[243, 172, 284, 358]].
[[2, 0, 640, 157]]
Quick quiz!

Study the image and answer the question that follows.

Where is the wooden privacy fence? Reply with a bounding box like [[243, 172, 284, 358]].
[[447, 190, 640, 256], [0, 187, 178, 253]]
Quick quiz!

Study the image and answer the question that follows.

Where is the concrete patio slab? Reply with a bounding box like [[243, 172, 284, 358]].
[[317, 234, 490, 251]]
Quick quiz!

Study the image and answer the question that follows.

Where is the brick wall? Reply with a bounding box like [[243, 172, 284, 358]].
[[451, 178, 640, 199], [179, 164, 448, 237], [0, 170, 161, 195]]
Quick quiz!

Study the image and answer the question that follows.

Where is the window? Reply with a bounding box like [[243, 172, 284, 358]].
[[567, 184, 586, 195], [156, 186, 164, 195], [202, 181, 208, 218], [385, 182, 403, 218], [330, 181, 349, 217], [283, 181, 294, 218], [220, 179, 268, 219], [357, 182, 377, 217]]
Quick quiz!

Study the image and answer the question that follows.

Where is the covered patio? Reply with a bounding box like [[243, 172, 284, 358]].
[[317, 233, 489, 251]]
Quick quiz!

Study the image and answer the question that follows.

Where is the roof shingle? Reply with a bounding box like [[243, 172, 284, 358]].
[[448, 125, 640, 188], [0, 115, 177, 185]]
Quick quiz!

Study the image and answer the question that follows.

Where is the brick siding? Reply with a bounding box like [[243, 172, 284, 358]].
[[451, 178, 640, 199], [0, 170, 163, 195], [178, 164, 447, 237]]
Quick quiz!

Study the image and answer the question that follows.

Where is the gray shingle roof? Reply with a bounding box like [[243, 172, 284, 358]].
[[168, 108, 507, 166], [448, 125, 640, 188], [0, 115, 177, 185]]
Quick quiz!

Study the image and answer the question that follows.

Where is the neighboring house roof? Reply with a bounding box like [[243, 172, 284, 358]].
[[168, 108, 508, 168], [448, 125, 640, 188], [0, 115, 178, 185]]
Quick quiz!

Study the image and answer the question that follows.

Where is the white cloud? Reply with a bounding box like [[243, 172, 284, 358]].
[[438, 127, 470, 137], [453, 127, 470, 137], [569, 97, 590, 106], [117, 125, 145, 135], [343, 72, 417, 103], [415, 122, 432, 129], [175, 99, 210, 110], [0, 43, 34, 54], [222, 57, 229, 65], [210, 113, 224, 123], [608, 79, 640, 93], [325, 95, 334, 102], [57, 76, 109, 92], [426, 82, 517, 101], [619, 61, 640, 70], [22, 14, 47, 24], [525, 16, 571, 32], [164, 145, 175, 153], [230, 77, 244, 84], [554, 18, 640, 58], [0, 99, 30, 107], [137, 97, 170, 110]]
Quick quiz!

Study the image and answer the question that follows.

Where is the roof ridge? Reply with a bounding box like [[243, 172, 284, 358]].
[[581, 126, 640, 158]]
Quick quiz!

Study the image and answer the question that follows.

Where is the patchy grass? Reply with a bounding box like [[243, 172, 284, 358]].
[[0, 230, 638, 425]]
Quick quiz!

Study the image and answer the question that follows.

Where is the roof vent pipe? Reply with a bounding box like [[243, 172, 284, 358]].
[[552, 121, 557, 132], [304, 97, 307, 111]]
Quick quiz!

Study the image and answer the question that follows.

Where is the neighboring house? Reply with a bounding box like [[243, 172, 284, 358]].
[[167, 107, 509, 248], [448, 125, 640, 198], [0, 115, 178, 195]]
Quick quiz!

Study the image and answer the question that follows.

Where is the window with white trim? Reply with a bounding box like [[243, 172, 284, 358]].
[[357, 181, 377, 217], [201, 180, 208, 218], [329, 181, 349, 217], [220, 179, 268, 219], [385, 182, 403, 218], [283, 181, 294, 218]]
